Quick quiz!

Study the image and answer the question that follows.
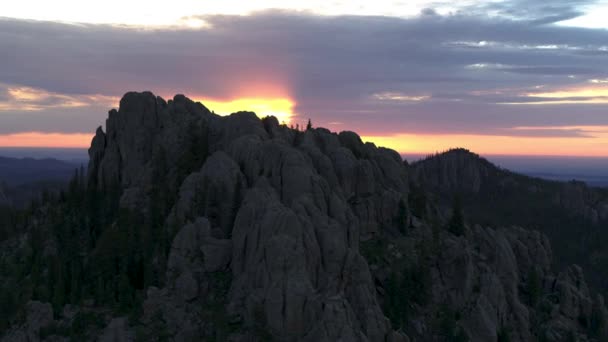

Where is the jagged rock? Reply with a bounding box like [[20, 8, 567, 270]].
[[209, 111, 269, 151], [555, 265, 592, 320], [7, 92, 608, 342], [88, 92, 213, 209], [170, 151, 246, 237], [140, 287, 205, 341], [119, 187, 146, 211], [387, 331, 410, 342], [167, 218, 207, 300], [201, 237, 232, 272], [1, 301, 54, 342], [99, 317, 134, 342], [228, 178, 389, 340]]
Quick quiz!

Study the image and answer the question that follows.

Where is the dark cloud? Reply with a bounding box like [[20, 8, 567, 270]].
[[0, 7, 608, 137], [460, 0, 597, 24]]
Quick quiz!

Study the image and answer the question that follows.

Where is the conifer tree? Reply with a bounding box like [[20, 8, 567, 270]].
[[527, 268, 541, 306], [448, 195, 465, 236], [397, 199, 408, 234]]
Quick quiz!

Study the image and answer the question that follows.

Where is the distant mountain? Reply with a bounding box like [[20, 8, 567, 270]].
[[0, 156, 79, 186], [1, 93, 607, 341], [412, 148, 608, 221], [406, 153, 608, 189], [0, 147, 88, 163], [524, 171, 608, 188], [412, 148, 608, 300], [0, 156, 81, 208]]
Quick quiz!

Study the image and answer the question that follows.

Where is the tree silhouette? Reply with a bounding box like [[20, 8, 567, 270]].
[[448, 195, 465, 236], [397, 199, 408, 234]]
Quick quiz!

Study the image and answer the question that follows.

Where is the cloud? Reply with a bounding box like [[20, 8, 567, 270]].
[[0, 106, 110, 134], [0, 83, 118, 111], [1, 9, 608, 138], [459, 0, 599, 24]]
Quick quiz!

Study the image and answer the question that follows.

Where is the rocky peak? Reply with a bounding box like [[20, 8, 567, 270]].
[[411, 148, 501, 194], [4, 92, 608, 342], [88, 92, 213, 195]]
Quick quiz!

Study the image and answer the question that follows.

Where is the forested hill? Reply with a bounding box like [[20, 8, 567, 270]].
[[1, 92, 607, 341], [0, 156, 81, 208], [0, 156, 77, 186], [411, 148, 608, 299]]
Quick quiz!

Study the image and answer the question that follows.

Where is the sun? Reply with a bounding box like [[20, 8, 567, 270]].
[[196, 97, 296, 125]]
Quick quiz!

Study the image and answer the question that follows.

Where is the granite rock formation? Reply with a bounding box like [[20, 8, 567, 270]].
[[1, 93, 607, 341]]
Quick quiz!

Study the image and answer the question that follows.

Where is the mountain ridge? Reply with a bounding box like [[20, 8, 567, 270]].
[[0, 155, 78, 186], [1, 92, 607, 341]]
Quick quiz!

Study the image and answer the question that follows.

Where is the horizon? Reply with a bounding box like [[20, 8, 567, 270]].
[[6, 134, 608, 160], [2, 1, 608, 156], [3, 143, 608, 188], [4, 3, 608, 341]]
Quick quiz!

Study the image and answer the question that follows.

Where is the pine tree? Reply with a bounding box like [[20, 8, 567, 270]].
[[70, 260, 82, 304], [408, 184, 427, 220], [397, 199, 408, 234], [118, 270, 133, 311], [590, 296, 607, 339], [527, 268, 541, 306], [306, 119, 312, 130], [448, 195, 465, 236], [95, 276, 105, 306], [51, 258, 65, 312]]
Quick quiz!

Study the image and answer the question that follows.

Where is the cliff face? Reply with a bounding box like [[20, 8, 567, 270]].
[[2, 93, 608, 342], [85, 92, 408, 341]]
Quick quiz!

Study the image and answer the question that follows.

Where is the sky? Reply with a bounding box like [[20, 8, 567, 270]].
[[1, 0, 608, 156]]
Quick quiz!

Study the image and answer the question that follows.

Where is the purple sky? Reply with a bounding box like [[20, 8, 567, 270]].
[[1, 1, 608, 155]]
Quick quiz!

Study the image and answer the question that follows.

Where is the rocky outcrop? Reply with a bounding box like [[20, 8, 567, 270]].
[[88, 92, 214, 210], [85, 93, 608, 341], [84, 92, 413, 341], [365, 219, 601, 341], [4, 92, 607, 342], [1, 301, 54, 341], [98, 317, 134, 342], [556, 181, 608, 224]]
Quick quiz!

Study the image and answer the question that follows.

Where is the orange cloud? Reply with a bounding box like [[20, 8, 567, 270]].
[[0, 84, 119, 111], [0, 132, 93, 148], [501, 85, 608, 105]]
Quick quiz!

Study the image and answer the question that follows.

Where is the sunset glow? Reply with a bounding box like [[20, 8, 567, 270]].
[[198, 97, 296, 124], [501, 85, 608, 105], [363, 128, 608, 157], [2, 6, 608, 156], [0, 132, 93, 148]]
